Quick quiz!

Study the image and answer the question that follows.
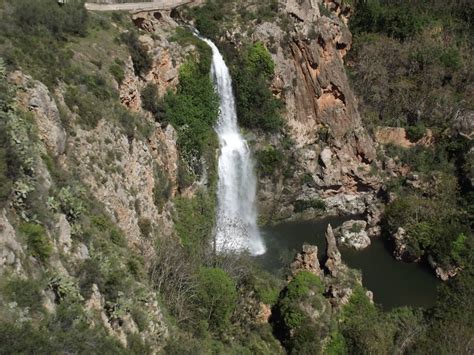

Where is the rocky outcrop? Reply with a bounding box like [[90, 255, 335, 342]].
[[63, 119, 178, 256], [428, 256, 460, 281], [391, 227, 420, 262], [10, 71, 66, 156], [324, 224, 342, 276], [0, 209, 24, 275], [245, 0, 382, 221], [334, 220, 371, 250], [290, 244, 323, 278], [85, 283, 168, 349], [375, 127, 413, 148], [453, 109, 474, 140]]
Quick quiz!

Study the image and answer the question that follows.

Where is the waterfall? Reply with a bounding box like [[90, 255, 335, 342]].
[[201, 38, 266, 256]]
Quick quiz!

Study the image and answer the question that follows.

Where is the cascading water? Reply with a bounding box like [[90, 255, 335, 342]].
[[201, 38, 266, 256]]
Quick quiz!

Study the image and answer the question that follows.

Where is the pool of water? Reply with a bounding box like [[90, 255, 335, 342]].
[[255, 216, 439, 310]]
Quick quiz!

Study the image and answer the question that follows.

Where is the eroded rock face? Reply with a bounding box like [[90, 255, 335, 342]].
[[10, 71, 66, 156], [290, 244, 322, 278], [64, 119, 178, 256], [120, 10, 185, 112], [334, 220, 370, 250], [247, 0, 381, 221]]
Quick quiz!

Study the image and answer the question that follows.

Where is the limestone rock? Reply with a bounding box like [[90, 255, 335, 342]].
[[73, 243, 90, 261], [290, 244, 322, 278], [375, 127, 413, 148], [453, 109, 474, 140], [256, 303, 272, 324], [428, 256, 459, 281], [10, 71, 66, 156], [249, 0, 382, 222], [335, 220, 370, 250], [0, 209, 24, 275], [56, 214, 72, 254], [392, 227, 420, 262], [325, 224, 342, 276]]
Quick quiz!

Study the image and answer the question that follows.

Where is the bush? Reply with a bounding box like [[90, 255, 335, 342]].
[[153, 165, 171, 211], [141, 83, 160, 115], [120, 31, 152, 77], [3, 277, 44, 312], [196, 267, 237, 331], [273, 271, 327, 352], [64, 86, 102, 129], [383, 175, 469, 268], [11, 0, 88, 39], [162, 47, 218, 163], [138, 217, 152, 238], [20, 223, 53, 262], [109, 59, 125, 84], [173, 191, 216, 253], [406, 124, 425, 142], [351, 1, 422, 40], [256, 146, 283, 176], [232, 43, 282, 131], [293, 199, 326, 213]]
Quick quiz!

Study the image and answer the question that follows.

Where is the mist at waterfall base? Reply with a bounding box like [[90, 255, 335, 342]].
[[203, 38, 266, 256]]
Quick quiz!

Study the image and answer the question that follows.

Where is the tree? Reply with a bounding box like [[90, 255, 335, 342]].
[[196, 267, 237, 331]]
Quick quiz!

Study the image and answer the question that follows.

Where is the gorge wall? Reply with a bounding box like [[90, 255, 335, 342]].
[[205, 0, 382, 222]]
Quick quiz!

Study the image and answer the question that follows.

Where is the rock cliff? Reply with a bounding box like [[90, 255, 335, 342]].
[[227, 0, 382, 221]]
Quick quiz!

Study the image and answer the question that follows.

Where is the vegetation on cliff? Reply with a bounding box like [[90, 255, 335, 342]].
[[348, 0, 473, 352]]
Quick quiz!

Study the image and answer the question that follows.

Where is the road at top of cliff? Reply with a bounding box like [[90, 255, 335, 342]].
[[84, 0, 192, 12]]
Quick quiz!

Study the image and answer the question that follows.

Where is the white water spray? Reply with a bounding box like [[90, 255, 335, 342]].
[[202, 38, 266, 256]]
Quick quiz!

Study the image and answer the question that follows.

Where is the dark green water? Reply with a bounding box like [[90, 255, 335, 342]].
[[255, 216, 439, 310]]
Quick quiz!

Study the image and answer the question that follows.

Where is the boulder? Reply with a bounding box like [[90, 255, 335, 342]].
[[335, 220, 370, 250], [56, 214, 72, 254]]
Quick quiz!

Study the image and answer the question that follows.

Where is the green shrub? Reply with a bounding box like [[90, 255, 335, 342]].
[[64, 86, 102, 129], [189, 0, 227, 39], [3, 277, 44, 312], [196, 267, 237, 331], [273, 271, 326, 352], [153, 165, 171, 211], [383, 175, 469, 268], [78, 258, 105, 299], [120, 31, 152, 77], [232, 43, 282, 131], [173, 191, 216, 253], [406, 124, 426, 142], [110, 228, 126, 247], [256, 146, 283, 176], [109, 59, 125, 84], [20, 223, 52, 262], [162, 48, 218, 163], [439, 47, 462, 70], [11, 0, 88, 39], [325, 330, 348, 355], [351, 1, 422, 40], [293, 199, 326, 213], [141, 83, 160, 115], [138, 217, 152, 238]]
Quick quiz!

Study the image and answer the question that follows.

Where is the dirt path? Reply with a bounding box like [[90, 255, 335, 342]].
[[84, 0, 192, 12]]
